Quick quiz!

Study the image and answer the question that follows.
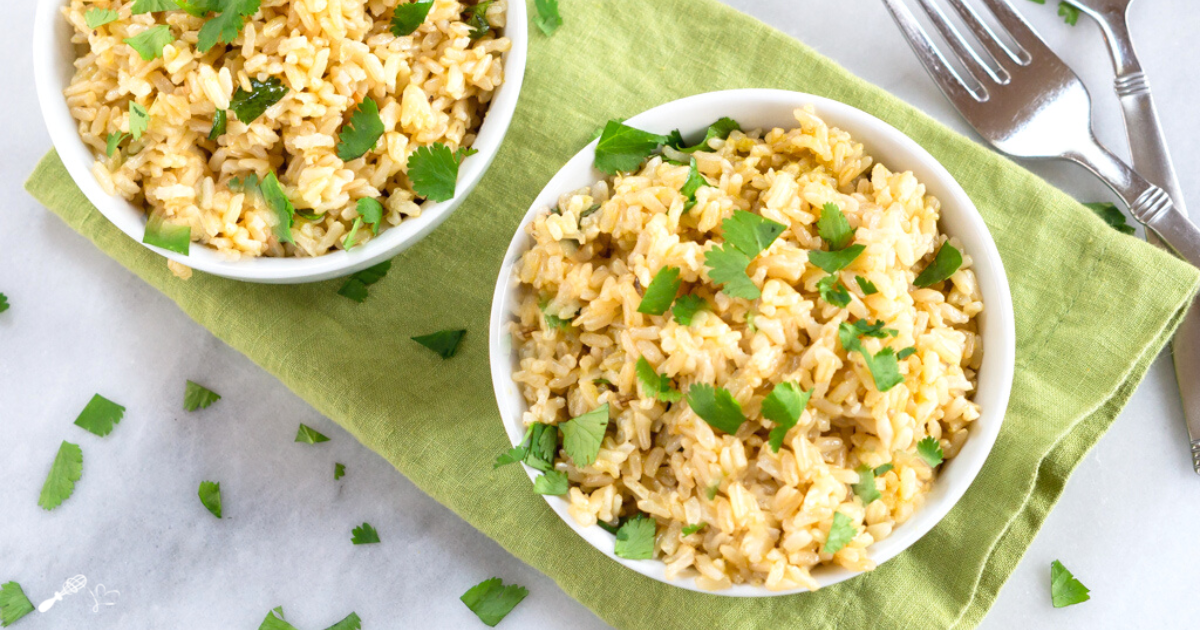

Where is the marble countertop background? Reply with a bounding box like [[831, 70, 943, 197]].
[[3, 1, 1199, 628]]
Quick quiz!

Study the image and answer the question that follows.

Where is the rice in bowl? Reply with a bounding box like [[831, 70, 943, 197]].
[[506, 107, 985, 591]]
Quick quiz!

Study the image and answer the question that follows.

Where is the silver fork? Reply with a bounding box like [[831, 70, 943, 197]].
[[880, 0, 1200, 268]]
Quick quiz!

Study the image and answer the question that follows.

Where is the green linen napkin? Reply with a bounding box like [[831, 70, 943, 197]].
[[26, 0, 1200, 628]]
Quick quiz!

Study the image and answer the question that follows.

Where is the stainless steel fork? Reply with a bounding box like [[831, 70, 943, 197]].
[[880, 0, 1200, 268]]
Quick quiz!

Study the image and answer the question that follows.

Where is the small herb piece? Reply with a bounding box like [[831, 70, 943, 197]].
[[323, 612, 362, 630], [131, 0, 180, 13], [357, 198, 384, 234], [143, 212, 191, 254], [39, 441, 83, 510], [411, 329, 466, 358], [460, 578, 528, 628], [614, 514, 656, 559], [351, 522, 380, 544], [337, 98, 385, 161], [337, 260, 392, 302], [897, 347, 917, 360], [259, 606, 298, 630], [523, 423, 558, 473], [533, 469, 568, 495], [681, 523, 705, 536], [197, 0, 262, 52], [228, 173, 261, 195], [335, 463, 346, 480], [580, 203, 601, 219], [913, 242, 963, 287], [295, 423, 330, 444], [635, 358, 682, 403], [809, 244, 865, 274], [723, 210, 787, 258], [705, 245, 759, 300], [229, 76, 288, 124], [855, 276, 878, 295], [0, 581, 34, 627], [705, 480, 720, 500], [838, 322, 906, 391], [1083, 202, 1136, 235], [850, 319, 898, 339], [0, 294, 7, 314], [917, 436, 944, 468], [73, 394, 125, 437], [106, 132, 129, 157], [125, 24, 173, 60], [823, 512, 856, 554], [209, 109, 227, 141], [594, 121, 668, 175], [184, 380, 221, 411], [687, 384, 746, 435], [763, 382, 811, 452], [667, 117, 741, 153], [874, 463, 895, 476], [342, 217, 364, 251], [1057, 1, 1080, 25], [129, 102, 150, 140], [1050, 560, 1091, 608], [705, 211, 785, 300], [817, 202, 855, 250], [533, 0, 562, 36], [542, 307, 573, 330], [671, 294, 706, 325], [407, 143, 476, 202], [852, 464, 881, 505], [86, 8, 120, 29], [466, 1, 493, 39], [391, 0, 433, 36], [198, 480, 222, 518], [295, 210, 325, 222], [259, 172, 295, 244], [560, 404, 609, 467], [817, 275, 851, 308], [494, 446, 526, 469], [637, 266, 681, 315], [680, 158, 709, 210]]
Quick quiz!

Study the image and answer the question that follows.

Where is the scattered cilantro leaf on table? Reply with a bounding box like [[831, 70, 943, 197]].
[[391, 0, 433, 36], [809, 244, 865, 274], [594, 121, 668, 174], [671, 294, 705, 325], [636, 358, 682, 403], [39, 441, 83, 511], [106, 132, 129, 157], [357, 198, 383, 233], [817, 275, 851, 308], [229, 76, 287, 124], [336, 98, 384, 161], [295, 423, 330, 444], [131, 0, 180, 12], [73, 394, 125, 437], [411, 329, 466, 358], [614, 514, 656, 559], [0, 582, 34, 628], [129, 102, 150, 140], [533, 0, 561, 36], [637, 266, 681, 315], [85, 8, 119, 29], [817, 202, 855, 250], [334, 463, 346, 480], [1050, 560, 1090, 607], [337, 260, 392, 302], [460, 577, 528, 627], [681, 523, 705, 536], [209, 109, 226, 141], [323, 612, 362, 630], [466, 1, 493, 39], [184, 380, 221, 411], [494, 446, 526, 469], [533, 469, 568, 495], [143, 212, 191, 254], [198, 0, 262, 52], [855, 276, 878, 295], [408, 143, 476, 202], [913, 242, 962, 287], [687, 384, 746, 434], [1083, 202, 1136, 235], [198, 480, 222, 518], [823, 512, 856, 554], [763, 382, 811, 452], [560, 404, 609, 467], [666, 117, 741, 153], [917, 436, 944, 468], [259, 606, 299, 630], [351, 522, 380, 544], [125, 25, 174, 60], [259, 172, 295, 244], [852, 464, 881, 505], [0, 294, 8, 314]]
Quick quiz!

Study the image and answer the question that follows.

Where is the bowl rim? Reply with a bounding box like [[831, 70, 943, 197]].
[[488, 88, 1016, 597], [32, 0, 528, 284]]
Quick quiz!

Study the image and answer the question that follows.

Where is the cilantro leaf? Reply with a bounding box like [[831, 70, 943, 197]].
[[337, 260, 392, 302], [466, 1, 493, 39], [39, 441, 83, 510], [197, 0, 261, 52], [523, 423, 558, 473], [533, 0, 562, 36], [323, 612, 362, 630], [125, 24, 173, 60], [542, 305, 573, 330], [209, 109, 227, 141], [351, 522, 380, 544], [671, 294, 706, 325], [0, 294, 8, 314], [817, 275, 851, 307], [1083, 202, 1136, 235], [897, 346, 917, 360], [705, 245, 759, 300], [85, 8, 119, 29], [335, 463, 346, 480], [614, 513, 656, 559], [855, 276, 878, 295], [129, 102, 150, 140], [560, 404, 609, 467], [408, 143, 476, 202], [809, 244, 865, 273], [0, 582, 34, 627], [637, 266, 680, 315], [917, 436, 944, 467], [823, 512, 856, 554], [852, 464, 881, 505], [143, 212, 191, 254], [295, 423, 330, 444], [391, 0, 433, 36], [228, 173, 260, 195], [198, 480, 222, 518], [337, 98, 385, 161], [763, 382, 811, 452], [723, 210, 786, 258], [259, 172, 295, 244], [73, 394, 125, 437], [1050, 560, 1090, 607], [705, 480, 720, 500], [493, 446, 526, 469], [357, 198, 384, 233], [259, 607, 298, 630], [342, 217, 363, 250], [687, 384, 746, 434], [817, 202, 855, 250], [849, 319, 898, 339], [184, 380, 221, 411], [1057, 1, 1080, 25], [460, 578, 528, 628], [838, 322, 905, 391], [681, 523, 705, 536], [667, 117, 741, 153], [533, 469, 569, 495], [411, 329, 466, 358], [875, 463, 894, 476], [914, 242, 963, 287], [679, 158, 709, 210], [106, 132, 129, 157], [131, 0, 179, 12], [594, 121, 668, 174], [635, 358, 682, 403], [229, 76, 287, 124]]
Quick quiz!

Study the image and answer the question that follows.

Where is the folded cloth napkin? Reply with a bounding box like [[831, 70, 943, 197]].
[[26, 0, 1200, 627]]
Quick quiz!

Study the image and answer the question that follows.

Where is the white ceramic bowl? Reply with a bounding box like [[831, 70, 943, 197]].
[[489, 89, 1015, 596], [33, 0, 527, 283]]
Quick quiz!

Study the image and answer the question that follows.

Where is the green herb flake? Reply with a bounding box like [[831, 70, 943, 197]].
[[38, 441, 83, 511], [106, 132, 129, 157], [637, 266, 681, 315], [466, 0, 493, 39], [342, 217, 364, 251], [913, 242, 963, 287], [460, 577, 528, 628], [681, 523, 706, 536], [1083, 202, 1136, 235], [198, 480, 222, 518], [0, 581, 35, 627], [671, 294, 706, 325], [823, 512, 856, 555], [334, 463, 346, 480], [391, 0, 433, 36], [680, 158, 709, 210], [357, 197, 384, 233], [1058, 1, 1080, 25], [667, 117, 741, 153], [129, 102, 150, 140], [522, 423, 558, 473], [874, 463, 894, 476], [143, 212, 191, 254], [411, 329, 466, 358], [0, 294, 8, 314], [763, 382, 811, 452], [1050, 560, 1091, 607], [897, 347, 917, 360], [723, 210, 787, 258], [209, 109, 227, 141], [533, 0, 562, 36], [635, 358, 682, 403], [337, 260, 392, 302], [131, 0, 180, 13], [594, 121, 668, 174], [838, 322, 906, 392], [351, 522, 380, 544], [229, 76, 288, 124], [705, 244, 759, 300], [705, 480, 720, 500], [258, 606, 298, 630], [809, 244, 865, 274], [125, 24, 173, 60], [687, 383, 746, 435], [817, 202, 855, 250], [533, 469, 569, 495], [855, 276, 878, 295], [295, 423, 330, 444], [614, 514, 656, 559], [917, 436, 944, 468], [85, 8, 120, 29], [259, 172, 295, 244], [817, 275, 851, 308], [197, 0, 261, 52], [408, 143, 477, 202], [494, 446, 526, 469], [560, 404, 609, 467], [73, 394, 126, 437], [337, 98, 385, 161], [852, 464, 881, 505], [323, 612, 362, 630], [184, 380, 221, 411]]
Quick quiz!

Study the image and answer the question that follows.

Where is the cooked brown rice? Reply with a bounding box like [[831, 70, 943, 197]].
[[63, 0, 509, 260], [509, 108, 984, 590]]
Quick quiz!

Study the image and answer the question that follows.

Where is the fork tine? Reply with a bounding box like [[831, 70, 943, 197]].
[[912, 0, 1010, 85], [975, 0, 1053, 59], [943, 0, 1028, 67], [881, 0, 985, 106]]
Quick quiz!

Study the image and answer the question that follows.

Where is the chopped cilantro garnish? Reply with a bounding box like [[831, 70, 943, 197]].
[[197, 0, 261, 52], [817, 202, 855, 250], [229, 76, 287, 124], [614, 514, 656, 559], [1083, 202, 1136, 235], [357, 198, 384, 234], [323, 612, 362, 630], [705, 480, 720, 500], [1057, 1, 1080, 25], [131, 0, 180, 12], [763, 382, 811, 452], [228, 173, 260, 195], [848, 319, 898, 339], [533, 0, 562, 36], [671, 294, 706, 325], [184, 380, 221, 411], [838, 321, 905, 391], [337, 98, 385, 161], [258, 606, 297, 630], [874, 463, 894, 476], [687, 383, 746, 434], [523, 423, 558, 473], [391, 0, 433, 36], [1050, 560, 1090, 607], [809, 244, 865, 274], [106, 132, 129, 157], [295, 423, 330, 444], [679, 158, 709, 210], [560, 404, 609, 467], [39, 441, 83, 511], [542, 307, 573, 330], [198, 480, 222, 518], [337, 260, 392, 302], [0, 582, 34, 627], [0, 294, 8, 314], [594, 121, 668, 174], [407, 143, 477, 202], [125, 24, 173, 60], [852, 464, 881, 505], [667, 117, 741, 153], [342, 217, 364, 251], [209, 109, 226, 141], [494, 446, 525, 469], [723, 210, 787, 258], [260, 172, 295, 244], [466, 1, 493, 38], [580, 203, 601, 218], [817, 275, 851, 307], [533, 469, 568, 495], [681, 523, 706, 536], [823, 512, 856, 554], [917, 436, 944, 467], [855, 276, 878, 295], [85, 8, 119, 29], [913, 242, 963, 287], [637, 266, 680, 315], [129, 102, 150, 140], [334, 463, 346, 480], [73, 394, 125, 437], [706, 245, 758, 299], [351, 522, 380, 544], [460, 577, 528, 627], [143, 212, 192, 254], [635, 358, 682, 403], [897, 347, 917, 360], [296, 210, 325, 222], [411, 329, 466, 358]]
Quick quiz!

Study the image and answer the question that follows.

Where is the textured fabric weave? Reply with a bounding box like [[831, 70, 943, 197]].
[[25, 1, 1199, 628]]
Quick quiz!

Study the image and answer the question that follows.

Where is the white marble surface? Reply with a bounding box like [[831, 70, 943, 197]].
[[3, 1, 1199, 628]]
